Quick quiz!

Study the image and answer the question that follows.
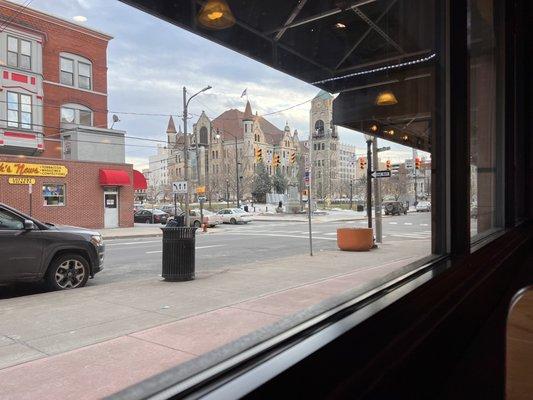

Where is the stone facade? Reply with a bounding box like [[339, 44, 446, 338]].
[[167, 101, 301, 202]]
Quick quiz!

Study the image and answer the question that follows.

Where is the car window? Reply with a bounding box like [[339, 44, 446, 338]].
[[0, 209, 24, 230]]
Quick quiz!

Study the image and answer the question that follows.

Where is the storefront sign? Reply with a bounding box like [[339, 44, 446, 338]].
[[8, 177, 36, 185], [0, 162, 68, 177]]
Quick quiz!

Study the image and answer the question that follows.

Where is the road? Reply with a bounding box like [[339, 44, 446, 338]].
[[0, 212, 431, 298]]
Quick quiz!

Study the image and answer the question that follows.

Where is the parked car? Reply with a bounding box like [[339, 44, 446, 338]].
[[0, 203, 104, 290], [160, 204, 182, 216], [134, 209, 169, 224], [383, 201, 407, 216], [193, 209, 223, 227], [416, 201, 431, 212], [133, 203, 144, 213], [217, 208, 252, 224]]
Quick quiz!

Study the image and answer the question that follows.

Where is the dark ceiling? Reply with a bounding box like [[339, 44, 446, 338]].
[[118, 0, 436, 93], [118, 0, 438, 151]]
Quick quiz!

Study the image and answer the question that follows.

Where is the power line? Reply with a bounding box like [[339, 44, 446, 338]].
[[0, 0, 34, 34]]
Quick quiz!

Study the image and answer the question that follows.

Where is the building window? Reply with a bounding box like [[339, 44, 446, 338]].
[[60, 57, 74, 86], [321, 143, 325, 150], [199, 126, 208, 145], [60, 104, 93, 126], [43, 184, 66, 206], [7, 91, 32, 130], [314, 119, 324, 136], [7, 36, 31, 70], [59, 53, 93, 90]]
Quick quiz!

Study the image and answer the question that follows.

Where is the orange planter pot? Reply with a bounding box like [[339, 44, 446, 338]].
[[337, 228, 373, 251]]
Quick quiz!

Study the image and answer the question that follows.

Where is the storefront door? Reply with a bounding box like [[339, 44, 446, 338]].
[[104, 190, 119, 228]]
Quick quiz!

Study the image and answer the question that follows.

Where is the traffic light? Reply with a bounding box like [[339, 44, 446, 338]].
[[273, 154, 280, 167], [415, 157, 421, 170], [359, 157, 366, 170], [255, 147, 263, 162], [290, 152, 296, 164], [386, 160, 391, 170]]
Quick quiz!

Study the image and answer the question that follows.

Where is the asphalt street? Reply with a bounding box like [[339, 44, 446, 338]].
[[0, 212, 431, 298]]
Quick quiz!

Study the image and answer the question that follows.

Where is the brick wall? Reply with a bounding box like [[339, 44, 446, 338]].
[[0, 155, 133, 229], [0, 1, 111, 159]]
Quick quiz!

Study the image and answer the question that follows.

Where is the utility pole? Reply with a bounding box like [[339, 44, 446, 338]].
[[226, 178, 229, 207], [235, 138, 240, 207], [307, 130, 314, 256], [413, 147, 418, 206], [372, 139, 382, 243], [365, 137, 373, 229]]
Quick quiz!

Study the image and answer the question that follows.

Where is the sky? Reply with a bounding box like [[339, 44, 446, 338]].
[[11, 0, 426, 170]]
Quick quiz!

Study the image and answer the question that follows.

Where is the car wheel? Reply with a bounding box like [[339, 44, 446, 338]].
[[46, 254, 89, 291], [193, 220, 201, 228], [230, 218, 237, 224]]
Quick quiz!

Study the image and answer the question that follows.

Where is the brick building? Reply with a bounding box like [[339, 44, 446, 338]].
[[0, 0, 139, 228]]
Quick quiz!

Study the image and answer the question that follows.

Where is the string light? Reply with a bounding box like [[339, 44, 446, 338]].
[[311, 53, 437, 85]]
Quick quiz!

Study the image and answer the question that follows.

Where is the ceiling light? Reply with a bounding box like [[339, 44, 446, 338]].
[[369, 123, 379, 133], [197, 0, 235, 30], [72, 16, 87, 22], [335, 22, 346, 29], [402, 134, 409, 141], [375, 90, 398, 106]]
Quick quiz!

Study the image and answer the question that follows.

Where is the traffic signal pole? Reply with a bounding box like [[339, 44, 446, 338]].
[[372, 139, 382, 243], [366, 139, 373, 229]]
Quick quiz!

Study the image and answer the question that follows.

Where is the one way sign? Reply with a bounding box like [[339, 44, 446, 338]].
[[172, 181, 188, 194], [371, 170, 391, 178]]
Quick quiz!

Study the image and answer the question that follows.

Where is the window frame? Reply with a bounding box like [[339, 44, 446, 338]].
[[59, 53, 93, 90], [60, 103, 93, 126], [7, 35, 32, 70], [42, 184, 66, 207], [6, 91, 33, 130]]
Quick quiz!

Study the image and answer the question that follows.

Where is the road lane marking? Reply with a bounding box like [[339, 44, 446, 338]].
[[420, 223, 429, 226], [106, 240, 161, 246], [224, 232, 336, 241], [389, 222, 398, 225], [146, 244, 223, 254], [404, 223, 413, 225]]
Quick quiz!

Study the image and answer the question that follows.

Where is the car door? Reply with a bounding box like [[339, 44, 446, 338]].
[[0, 208, 44, 280]]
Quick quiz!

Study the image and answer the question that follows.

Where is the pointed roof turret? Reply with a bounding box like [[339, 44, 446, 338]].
[[243, 100, 253, 121], [166, 116, 177, 134], [314, 90, 333, 100], [284, 121, 290, 132]]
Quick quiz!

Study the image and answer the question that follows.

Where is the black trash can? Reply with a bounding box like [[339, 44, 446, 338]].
[[244, 205, 249, 212], [356, 204, 364, 212], [160, 227, 197, 281]]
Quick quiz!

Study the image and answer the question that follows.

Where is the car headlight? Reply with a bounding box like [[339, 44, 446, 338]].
[[90, 234, 104, 247]]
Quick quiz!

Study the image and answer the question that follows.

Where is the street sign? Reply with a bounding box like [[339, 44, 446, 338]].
[[371, 170, 392, 178], [377, 146, 391, 152], [172, 181, 188, 194], [196, 186, 206, 195]]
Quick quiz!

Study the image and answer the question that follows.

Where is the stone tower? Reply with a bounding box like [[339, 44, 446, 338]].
[[309, 90, 340, 199]]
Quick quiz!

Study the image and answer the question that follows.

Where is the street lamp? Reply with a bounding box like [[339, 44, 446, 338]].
[[182, 85, 211, 226], [214, 128, 240, 207]]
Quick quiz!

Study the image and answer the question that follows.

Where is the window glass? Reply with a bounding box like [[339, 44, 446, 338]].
[[78, 62, 91, 89], [43, 184, 65, 206], [468, 0, 504, 238], [61, 107, 75, 123], [0, 209, 23, 230], [60, 57, 74, 86], [7, 92, 32, 129], [79, 109, 92, 125], [7, 36, 17, 52]]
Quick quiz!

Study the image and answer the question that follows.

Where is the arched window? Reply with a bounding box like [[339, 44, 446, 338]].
[[60, 103, 93, 126], [60, 53, 92, 90], [314, 119, 324, 136], [199, 126, 208, 145]]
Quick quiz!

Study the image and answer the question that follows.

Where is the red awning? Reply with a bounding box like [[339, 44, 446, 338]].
[[99, 169, 131, 186], [133, 169, 148, 190]]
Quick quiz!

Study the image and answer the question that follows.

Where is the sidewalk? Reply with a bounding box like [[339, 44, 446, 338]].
[[0, 239, 430, 400]]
